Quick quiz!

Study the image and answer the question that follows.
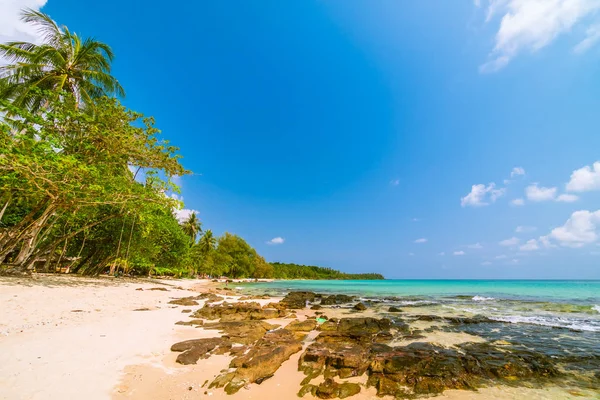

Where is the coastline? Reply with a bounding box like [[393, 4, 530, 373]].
[[0, 276, 598, 400]]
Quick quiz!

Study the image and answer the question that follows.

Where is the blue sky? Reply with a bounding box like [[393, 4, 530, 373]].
[[4, 0, 600, 278]]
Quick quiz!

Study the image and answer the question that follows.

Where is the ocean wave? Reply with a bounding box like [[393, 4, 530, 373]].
[[472, 296, 495, 302], [397, 300, 438, 306], [594, 305, 600, 314], [491, 315, 600, 332]]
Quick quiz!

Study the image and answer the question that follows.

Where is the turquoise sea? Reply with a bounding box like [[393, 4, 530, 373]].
[[239, 279, 600, 332]]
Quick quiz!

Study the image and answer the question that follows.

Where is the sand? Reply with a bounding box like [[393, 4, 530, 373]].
[[0, 275, 597, 400]]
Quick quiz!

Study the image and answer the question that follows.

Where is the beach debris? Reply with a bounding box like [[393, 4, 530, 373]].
[[148, 287, 168, 291], [133, 308, 151, 311]]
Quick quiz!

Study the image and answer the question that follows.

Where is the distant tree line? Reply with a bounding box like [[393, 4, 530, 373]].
[[270, 262, 384, 280]]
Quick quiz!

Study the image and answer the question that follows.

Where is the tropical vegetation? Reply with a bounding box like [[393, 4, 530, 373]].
[[0, 9, 383, 280]]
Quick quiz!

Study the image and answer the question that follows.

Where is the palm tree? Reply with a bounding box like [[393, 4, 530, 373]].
[[181, 212, 202, 243], [0, 9, 124, 112], [198, 230, 216, 255]]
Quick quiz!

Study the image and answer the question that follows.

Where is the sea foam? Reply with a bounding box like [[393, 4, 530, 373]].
[[472, 296, 494, 302]]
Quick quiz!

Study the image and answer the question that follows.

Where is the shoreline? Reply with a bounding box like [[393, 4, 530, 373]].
[[0, 275, 598, 399]]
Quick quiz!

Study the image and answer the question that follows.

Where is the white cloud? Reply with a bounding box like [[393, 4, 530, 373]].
[[453, 251, 466, 256], [174, 208, 200, 223], [516, 225, 537, 233], [414, 238, 428, 243], [548, 210, 600, 247], [520, 239, 539, 251], [390, 179, 400, 186], [478, 0, 600, 72], [467, 243, 484, 249], [574, 23, 600, 53], [511, 167, 525, 177], [511, 198, 525, 206], [556, 193, 579, 202], [461, 183, 505, 207], [481, 261, 492, 266], [525, 184, 557, 202], [266, 237, 285, 245], [495, 254, 508, 259], [499, 237, 520, 246], [566, 161, 600, 192], [0, 0, 48, 65]]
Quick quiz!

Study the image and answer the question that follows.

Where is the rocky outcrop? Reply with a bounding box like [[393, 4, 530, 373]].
[[298, 316, 560, 399], [171, 337, 231, 365], [191, 301, 288, 321], [210, 329, 304, 394], [203, 320, 278, 344], [320, 294, 354, 306], [280, 291, 318, 309], [352, 303, 366, 311], [299, 378, 361, 399]]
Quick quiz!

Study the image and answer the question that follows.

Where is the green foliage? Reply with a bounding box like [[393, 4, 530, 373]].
[[180, 212, 202, 243], [0, 9, 124, 112], [270, 262, 384, 280]]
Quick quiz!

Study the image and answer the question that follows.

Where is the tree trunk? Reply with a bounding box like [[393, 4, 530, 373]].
[[0, 195, 11, 222], [12, 213, 118, 272], [6, 205, 56, 265]]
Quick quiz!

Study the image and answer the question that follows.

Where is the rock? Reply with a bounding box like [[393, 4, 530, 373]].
[[298, 316, 561, 399], [149, 287, 168, 291], [210, 329, 304, 394], [203, 320, 278, 344], [239, 295, 271, 300], [353, 302, 367, 311], [311, 305, 323, 310], [320, 295, 354, 306], [286, 319, 318, 332], [169, 297, 199, 306], [175, 319, 204, 326], [133, 308, 151, 311], [280, 292, 317, 309], [135, 288, 144, 291], [191, 301, 288, 321], [171, 338, 229, 365], [181, 309, 192, 313], [300, 379, 361, 399], [388, 307, 403, 312]]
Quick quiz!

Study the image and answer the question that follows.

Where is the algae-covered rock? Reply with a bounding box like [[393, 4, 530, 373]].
[[281, 291, 318, 309], [210, 329, 304, 394], [203, 320, 277, 344], [171, 337, 229, 365], [320, 294, 355, 306], [353, 303, 367, 311]]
